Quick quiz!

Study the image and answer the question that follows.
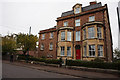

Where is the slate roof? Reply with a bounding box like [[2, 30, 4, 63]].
[[61, 2, 102, 17]]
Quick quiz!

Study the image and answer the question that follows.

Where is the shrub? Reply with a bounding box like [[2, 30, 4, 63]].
[[66, 60, 120, 70], [93, 57, 104, 62], [45, 59, 60, 64]]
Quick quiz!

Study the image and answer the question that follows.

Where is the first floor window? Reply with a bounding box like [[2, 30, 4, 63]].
[[61, 46, 65, 56], [97, 27, 102, 38], [88, 27, 94, 38], [84, 46, 87, 56], [89, 45, 95, 57], [42, 34, 45, 40], [50, 32, 53, 39], [76, 31, 80, 41], [61, 31, 65, 41], [67, 47, 71, 56], [67, 31, 71, 41], [49, 43, 53, 50], [40, 44, 44, 50], [98, 45, 103, 57]]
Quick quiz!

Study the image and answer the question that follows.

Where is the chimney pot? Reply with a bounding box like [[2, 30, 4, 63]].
[[90, 1, 97, 5]]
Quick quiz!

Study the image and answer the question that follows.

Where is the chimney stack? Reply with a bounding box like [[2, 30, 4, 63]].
[[90, 1, 97, 5]]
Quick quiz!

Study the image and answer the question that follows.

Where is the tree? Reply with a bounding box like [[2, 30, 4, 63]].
[[114, 48, 120, 59], [2, 35, 17, 55], [16, 33, 38, 55]]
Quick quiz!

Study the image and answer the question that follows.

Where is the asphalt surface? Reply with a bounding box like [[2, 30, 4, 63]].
[[2, 63, 78, 78]]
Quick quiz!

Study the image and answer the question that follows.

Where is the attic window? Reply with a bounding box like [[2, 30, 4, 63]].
[[75, 7, 80, 14]]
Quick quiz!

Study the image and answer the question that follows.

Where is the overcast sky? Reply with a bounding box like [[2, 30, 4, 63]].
[[0, 0, 119, 49]]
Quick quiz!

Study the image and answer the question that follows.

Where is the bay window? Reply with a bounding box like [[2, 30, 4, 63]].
[[88, 27, 94, 38], [89, 45, 95, 57], [97, 27, 102, 38], [61, 31, 65, 41], [61, 46, 65, 56], [67, 31, 71, 41]]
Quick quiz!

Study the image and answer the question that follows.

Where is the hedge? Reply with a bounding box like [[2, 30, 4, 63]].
[[66, 60, 120, 70], [17, 54, 60, 64]]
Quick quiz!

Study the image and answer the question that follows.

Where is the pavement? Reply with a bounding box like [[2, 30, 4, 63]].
[[2, 60, 120, 79]]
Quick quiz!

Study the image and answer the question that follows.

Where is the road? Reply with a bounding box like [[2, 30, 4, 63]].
[[2, 63, 77, 78]]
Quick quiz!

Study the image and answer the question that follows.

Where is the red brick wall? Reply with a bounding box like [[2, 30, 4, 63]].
[[38, 31, 57, 59]]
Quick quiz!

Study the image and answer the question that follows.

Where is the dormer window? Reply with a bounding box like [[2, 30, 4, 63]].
[[75, 7, 80, 14], [64, 21, 68, 26]]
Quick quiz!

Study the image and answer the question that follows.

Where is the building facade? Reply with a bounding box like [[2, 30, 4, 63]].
[[38, 1, 113, 61], [117, 1, 120, 50]]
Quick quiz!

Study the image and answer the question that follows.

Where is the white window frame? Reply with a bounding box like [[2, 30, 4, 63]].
[[75, 7, 80, 14], [75, 19, 80, 26], [88, 27, 95, 39], [89, 45, 95, 57], [84, 46, 87, 57], [67, 47, 71, 56], [49, 43, 53, 50], [64, 21, 68, 26], [97, 27, 102, 38], [76, 31, 80, 41], [42, 34, 45, 40], [40, 44, 44, 50], [50, 32, 53, 39], [61, 46, 65, 56], [61, 31, 65, 41], [98, 45, 103, 57], [67, 31, 71, 41], [89, 16, 95, 22]]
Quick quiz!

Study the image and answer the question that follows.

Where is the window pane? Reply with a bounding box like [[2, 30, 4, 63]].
[[49, 43, 53, 50], [42, 34, 45, 40], [89, 16, 95, 22], [50, 32, 53, 38], [84, 46, 87, 56], [89, 45, 95, 56], [83, 29, 86, 39], [64, 21, 68, 26], [76, 31, 80, 41], [67, 31, 71, 41], [41, 44, 44, 50], [75, 7, 80, 14], [61, 46, 65, 56], [97, 27, 102, 38], [61, 32, 65, 41], [88, 27, 94, 38], [98, 45, 103, 56], [75, 19, 80, 26], [67, 47, 71, 56]]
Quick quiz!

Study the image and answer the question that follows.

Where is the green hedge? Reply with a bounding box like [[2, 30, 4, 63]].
[[66, 60, 120, 70], [45, 59, 60, 64], [17, 54, 60, 64]]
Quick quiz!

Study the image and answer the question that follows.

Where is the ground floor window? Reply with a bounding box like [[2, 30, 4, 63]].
[[98, 45, 103, 57], [61, 46, 65, 56], [89, 45, 95, 57], [40, 44, 44, 50], [67, 47, 71, 56]]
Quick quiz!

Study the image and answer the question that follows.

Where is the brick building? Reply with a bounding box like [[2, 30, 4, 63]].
[[38, 1, 113, 62]]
